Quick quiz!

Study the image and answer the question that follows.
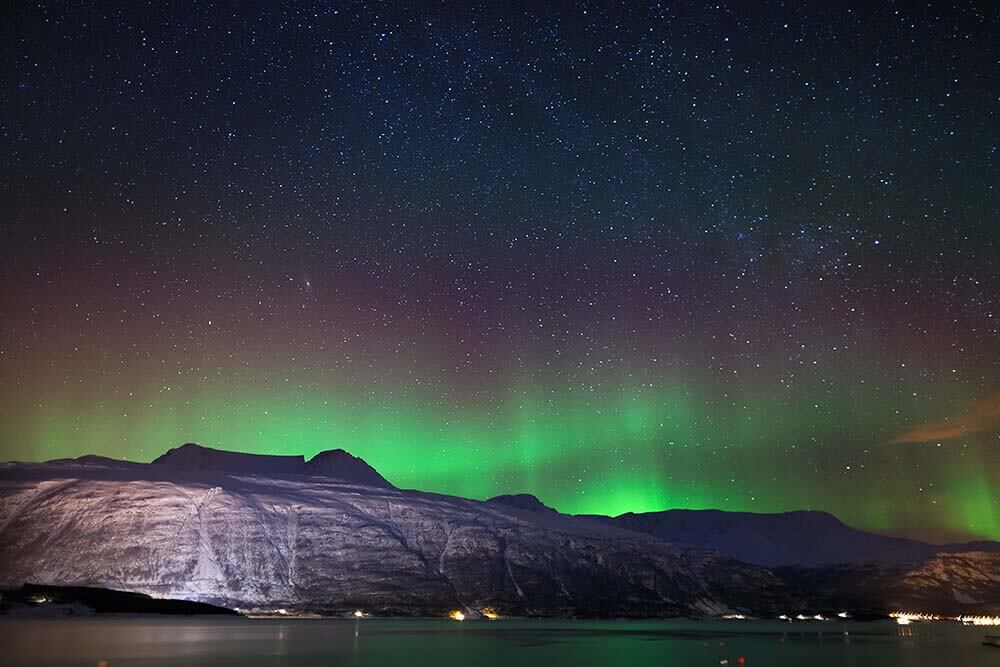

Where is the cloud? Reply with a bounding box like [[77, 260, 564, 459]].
[[892, 394, 1000, 444]]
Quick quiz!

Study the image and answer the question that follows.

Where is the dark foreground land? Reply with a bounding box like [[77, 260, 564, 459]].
[[1, 583, 238, 616]]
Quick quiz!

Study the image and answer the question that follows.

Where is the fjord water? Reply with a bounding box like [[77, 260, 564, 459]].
[[0, 617, 991, 666]]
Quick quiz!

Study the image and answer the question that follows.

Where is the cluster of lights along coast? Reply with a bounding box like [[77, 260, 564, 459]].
[[2, 2, 997, 545]]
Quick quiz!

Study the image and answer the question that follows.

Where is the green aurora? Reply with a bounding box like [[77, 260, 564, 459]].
[[4, 365, 997, 543]]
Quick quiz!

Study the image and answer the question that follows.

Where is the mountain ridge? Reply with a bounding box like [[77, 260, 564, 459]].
[[0, 450, 795, 617], [151, 443, 395, 488], [596, 508, 1000, 567], [19, 444, 1000, 563], [2, 444, 999, 617]]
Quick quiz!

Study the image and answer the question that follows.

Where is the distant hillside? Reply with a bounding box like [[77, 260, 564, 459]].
[[596, 508, 1000, 567]]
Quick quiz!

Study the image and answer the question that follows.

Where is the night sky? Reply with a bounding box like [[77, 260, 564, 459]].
[[2, 2, 998, 543]]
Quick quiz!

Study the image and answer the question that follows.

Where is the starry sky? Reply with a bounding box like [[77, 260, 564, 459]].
[[2, 1, 998, 543]]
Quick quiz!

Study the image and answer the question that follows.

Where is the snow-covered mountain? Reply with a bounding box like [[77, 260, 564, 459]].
[[598, 508, 1000, 567], [0, 445, 794, 617], [1, 444, 997, 617], [776, 551, 1000, 616]]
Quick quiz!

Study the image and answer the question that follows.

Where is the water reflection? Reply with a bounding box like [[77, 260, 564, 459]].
[[0, 618, 990, 667]]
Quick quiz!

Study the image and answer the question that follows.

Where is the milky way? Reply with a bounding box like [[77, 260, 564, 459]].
[[1, 2, 998, 541]]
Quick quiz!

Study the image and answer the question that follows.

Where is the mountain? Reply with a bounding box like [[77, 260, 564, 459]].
[[2, 444, 998, 617], [300, 448, 393, 488], [151, 443, 394, 488], [776, 551, 1000, 616], [486, 494, 557, 514], [152, 443, 306, 474], [599, 508, 1000, 567], [0, 446, 795, 617]]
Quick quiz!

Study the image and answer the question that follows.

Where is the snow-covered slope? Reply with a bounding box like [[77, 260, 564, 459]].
[[3, 445, 997, 617], [0, 448, 794, 617], [776, 551, 1000, 616], [898, 551, 1000, 612], [601, 508, 1000, 567]]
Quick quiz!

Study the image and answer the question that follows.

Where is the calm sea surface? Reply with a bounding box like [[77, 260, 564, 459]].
[[0, 617, 994, 666]]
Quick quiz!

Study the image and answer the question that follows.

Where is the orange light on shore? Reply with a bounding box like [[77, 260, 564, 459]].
[[888, 611, 1000, 625], [890, 612, 940, 625], [958, 615, 1000, 626], [449, 610, 465, 622]]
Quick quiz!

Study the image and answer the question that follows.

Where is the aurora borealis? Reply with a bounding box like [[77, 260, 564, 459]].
[[2, 2, 998, 543]]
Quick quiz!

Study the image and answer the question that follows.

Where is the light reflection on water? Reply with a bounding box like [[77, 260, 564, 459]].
[[0, 617, 992, 667]]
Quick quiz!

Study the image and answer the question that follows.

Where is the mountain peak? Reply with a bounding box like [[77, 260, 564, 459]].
[[148, 443, 395, 488], [302, 448, 394, 488], [486, 493, 557, 513]]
